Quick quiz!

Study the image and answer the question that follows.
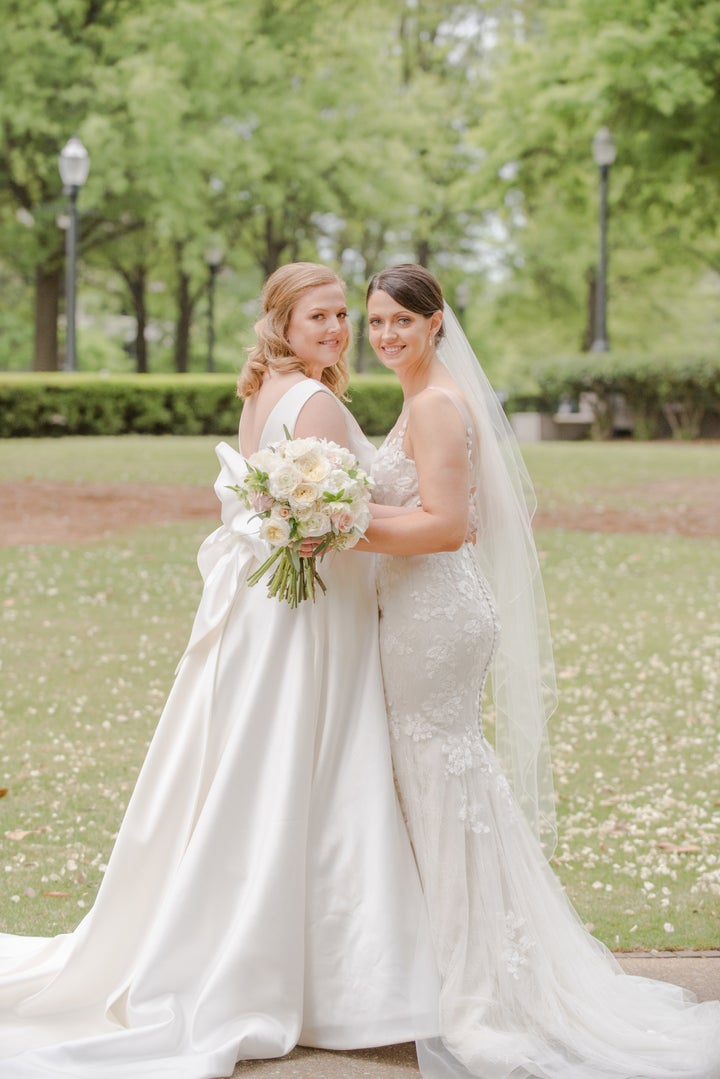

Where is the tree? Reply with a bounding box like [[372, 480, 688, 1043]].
[[0, 0, 148, 369], [462, 0, 720, 360], [6, 0, 712, 375]]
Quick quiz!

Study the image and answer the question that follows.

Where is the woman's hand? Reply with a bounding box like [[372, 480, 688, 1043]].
[[297, 538, 321, 558]]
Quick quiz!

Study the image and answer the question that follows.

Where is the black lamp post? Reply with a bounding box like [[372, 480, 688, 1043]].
[[205, 244, 223, 373], [58, 137, 90, 371], [591, 127, 616, 353]]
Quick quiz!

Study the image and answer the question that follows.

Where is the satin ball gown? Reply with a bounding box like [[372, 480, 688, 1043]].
[[0, 378, 439, 1079]]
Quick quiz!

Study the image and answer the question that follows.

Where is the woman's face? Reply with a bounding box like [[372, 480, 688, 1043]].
[[286, 283, 349, 380], [366, 289, 441, 374]]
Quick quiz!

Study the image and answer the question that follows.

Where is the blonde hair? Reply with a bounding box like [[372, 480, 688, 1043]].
[[237, 262, 350, 400]]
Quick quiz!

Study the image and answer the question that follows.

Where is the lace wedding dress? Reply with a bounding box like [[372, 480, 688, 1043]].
[[371, 401, 720, 1079], [0, 380, 439, 1079]]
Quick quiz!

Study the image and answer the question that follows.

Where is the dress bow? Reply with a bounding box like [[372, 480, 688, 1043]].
[[178, 443, 267, 665]]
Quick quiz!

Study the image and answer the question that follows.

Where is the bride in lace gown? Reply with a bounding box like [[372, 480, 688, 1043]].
[[361, 263, 720, 1079], [0, 264, 438, 1078]]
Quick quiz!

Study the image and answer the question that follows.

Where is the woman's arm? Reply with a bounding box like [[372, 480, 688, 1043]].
[[369, 503, 417, 519], [360, 393, 470, 556], [294, 390, 351, 446]]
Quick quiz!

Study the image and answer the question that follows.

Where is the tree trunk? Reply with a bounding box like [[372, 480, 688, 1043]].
[[128, 267, 148, 374], [174, 267, 192, 373], [354, 313, 367, 373], [33, 265, 61, 371], [116, 262, 150, 373], [260, 214, 288, 278], [416, 239, 430, 267]]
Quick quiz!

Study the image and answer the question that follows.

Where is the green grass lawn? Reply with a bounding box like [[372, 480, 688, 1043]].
[[1, 437, 719, 950], [0, 434, 222, 486]]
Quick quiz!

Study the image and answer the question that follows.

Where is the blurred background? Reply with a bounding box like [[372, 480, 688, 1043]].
[[0, 0, 717, 394]]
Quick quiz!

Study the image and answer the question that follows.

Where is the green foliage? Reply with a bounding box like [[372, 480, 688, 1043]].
[[0, 0, 718, 374], [0, 374, 242, 437], [0, 373, 403, 438], [529, 351, 720, 439], [460, 0, 720, 365], [345, 376, 403, 436]]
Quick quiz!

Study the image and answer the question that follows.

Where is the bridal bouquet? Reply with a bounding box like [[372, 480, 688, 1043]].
[[229, 433, 373, 607]]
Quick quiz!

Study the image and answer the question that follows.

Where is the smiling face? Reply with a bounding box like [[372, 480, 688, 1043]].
[[286, 283, 350, 380], [367, 290, 443, 376]]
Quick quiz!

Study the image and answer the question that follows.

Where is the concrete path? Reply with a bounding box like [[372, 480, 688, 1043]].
[[231, 953, 720, 1077]]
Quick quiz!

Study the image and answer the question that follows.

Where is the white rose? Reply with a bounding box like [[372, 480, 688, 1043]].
[[282, 437, 318, 460], [289, 481, 321, 511], [332, 531, 361, 551], [324, 443, 350, 466], [322, 469, 352, 496], [292, 504, 313, 523], [297, 512, 331, 538], [248, 448, 278, 475], [298, 449, 332, 483], [267, 462, 302, 500], [260, 513, 291, 546]]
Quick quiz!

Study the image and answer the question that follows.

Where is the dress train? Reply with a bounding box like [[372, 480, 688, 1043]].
[[371, 415, 720, 1079]]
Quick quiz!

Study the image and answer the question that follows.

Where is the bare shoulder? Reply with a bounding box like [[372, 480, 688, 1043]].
[[295, 387, 349, 446], [408, 386, 467, 437]]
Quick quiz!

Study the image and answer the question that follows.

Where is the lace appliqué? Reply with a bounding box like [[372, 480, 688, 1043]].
[[458, 793, 491, 835], [374, 416, 503, 786], [442, 728, 486, 776], [501, 911, 535, 980], [394, 712, 435, 742], [370, 413, 421, 510]]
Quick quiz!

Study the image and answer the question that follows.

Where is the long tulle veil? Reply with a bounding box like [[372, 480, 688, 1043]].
[[438, 304, 558, 855]]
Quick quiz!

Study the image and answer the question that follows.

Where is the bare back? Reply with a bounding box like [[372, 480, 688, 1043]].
[[239, 372, 307, 456], [239, 372, 352, 457]]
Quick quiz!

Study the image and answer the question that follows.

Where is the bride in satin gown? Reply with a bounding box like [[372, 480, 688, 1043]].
[[0, 263, 439, 1078], [360, 263, 720, 1079]]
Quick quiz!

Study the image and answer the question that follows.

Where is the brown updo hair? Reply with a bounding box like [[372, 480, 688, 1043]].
[[237, 262, 350, 400], [366, 263, 445, 340]]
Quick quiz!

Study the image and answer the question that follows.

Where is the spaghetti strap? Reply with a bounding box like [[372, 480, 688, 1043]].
[[422, 385, 474, 432]]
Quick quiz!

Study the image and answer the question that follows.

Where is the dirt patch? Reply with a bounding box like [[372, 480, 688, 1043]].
[[1, 476, 718, 546], [0, 481, 218, 546], [534, 479, 720, 539]]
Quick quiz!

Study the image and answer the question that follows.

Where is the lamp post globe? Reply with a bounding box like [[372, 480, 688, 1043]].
[[58, 137, 90, 371], [59, 136, 91, 189], [592, 127, 616, 170], [591, 127, 615, 353]]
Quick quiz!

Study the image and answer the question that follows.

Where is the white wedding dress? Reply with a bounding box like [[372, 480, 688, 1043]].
[[0, 380, 439, 1078], [371, 403, 720, 1079]]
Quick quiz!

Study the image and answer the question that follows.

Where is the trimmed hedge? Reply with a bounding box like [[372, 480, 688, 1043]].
[[6, 357, 716, 441], [0, 373, 404, 439], [530, 352, 720, 439]]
